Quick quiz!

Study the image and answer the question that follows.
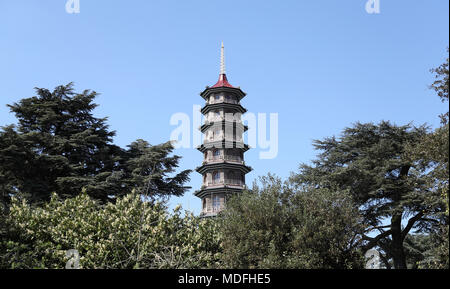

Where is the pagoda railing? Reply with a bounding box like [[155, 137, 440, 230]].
[[202, 205, 225, 215], [207, 99, 239, 105], [204, 136, 243, 144], [205, 117, 242, 123], [204, 180, 245, 188], [204, 155, 244, 164], [204, 118, 243, 124]]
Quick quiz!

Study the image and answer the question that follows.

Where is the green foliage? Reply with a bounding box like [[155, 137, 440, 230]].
[[0, 204, 9, 269], [403, 234, 435, 269], [291, 121, 443, 269], [124, 140, 191, 203], [430, 48, 449, 124], [218, 174, 364, 269], [406, 51, 449, 269], [418, 224, 449, 269], [0, 83, 191, 205], [2, 192, 221, 269], [402, 231, 449, 269]]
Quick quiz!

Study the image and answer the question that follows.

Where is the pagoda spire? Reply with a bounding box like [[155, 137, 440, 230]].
[[212, 42, 234, 88], [220, 41, 226, 75]]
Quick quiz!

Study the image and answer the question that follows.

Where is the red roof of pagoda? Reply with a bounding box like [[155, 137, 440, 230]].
[[212, 73, 234, 88]]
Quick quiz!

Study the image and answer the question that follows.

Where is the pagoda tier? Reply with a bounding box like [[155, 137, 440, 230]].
[[200, 84, 246, 101], [200, 121, 248, 134], [196, 140, 250, 153], [196, 162, 252, 175], [201, 102, 247, 114], [195, 43, 251, 217]]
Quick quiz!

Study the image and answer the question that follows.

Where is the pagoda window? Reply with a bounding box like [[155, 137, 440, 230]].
[[225, 94, 235, 104], [213, 171, 220, 184], [214, 129, 221, 139], [227, 172, 233, 184], [212, 195, 221, 210], [226, 171, 234, 185], [213, 149, 221, 159]]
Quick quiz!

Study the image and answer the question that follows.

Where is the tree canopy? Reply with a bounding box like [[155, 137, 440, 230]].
[[218, 174, 364, 269], [290, 121, 443, 269], [0, 83, 191, 205], [3, 192, 221, 269]]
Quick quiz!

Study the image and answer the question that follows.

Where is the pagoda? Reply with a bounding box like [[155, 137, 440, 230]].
[[195, 43, 252, 217]]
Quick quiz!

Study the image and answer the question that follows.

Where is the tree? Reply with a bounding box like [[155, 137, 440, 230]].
[[219, 174, 364, 269], [403, 234, 434, 269], [0, 203, 8, 269], [405, 49, 449, 268], [2, 192, 221, 269], [0, 83, 191, 205], [122, 140, 191, 203], [291, 121, 442, 269]]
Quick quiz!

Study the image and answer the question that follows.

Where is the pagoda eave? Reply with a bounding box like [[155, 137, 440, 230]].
[[201, 103, 247, 114], [197, 141, 250, 153], [200, 121, 248, 133], [200, 86, 246, 101], [195, 162, 252, 174], [194, 187, 245, 198]]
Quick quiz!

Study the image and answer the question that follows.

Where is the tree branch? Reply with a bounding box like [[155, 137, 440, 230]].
[[362, 229, 392, 252], [364, 225, 390, 233], [401, 211, 424, 241], [379, 251, 391, 270], [419, 217, 440, 224]]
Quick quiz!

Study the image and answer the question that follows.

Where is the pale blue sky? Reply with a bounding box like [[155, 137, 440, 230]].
[[0, 0, 448, 215]]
